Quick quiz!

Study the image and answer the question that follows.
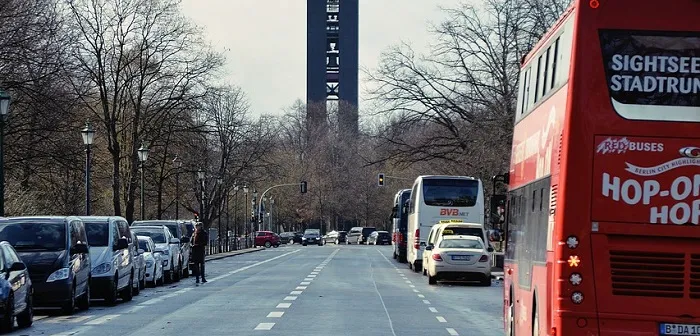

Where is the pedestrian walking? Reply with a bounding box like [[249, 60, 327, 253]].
[[191, 222, 208, 284]]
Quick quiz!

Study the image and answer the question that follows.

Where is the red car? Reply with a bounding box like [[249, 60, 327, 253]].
[[254, 231, 280, 248]]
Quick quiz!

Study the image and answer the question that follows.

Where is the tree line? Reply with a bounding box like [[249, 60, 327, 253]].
[[0, 0, 568, 233]]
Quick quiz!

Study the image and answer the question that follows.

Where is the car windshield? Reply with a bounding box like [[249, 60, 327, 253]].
[[84, 222, 109, 247], [378, 232, 390, 237], [133, 221, 178, 238], [132, 229, 166, 243], [0, 221, 66, 251], [362, 228, 376, 235], [304, 229, 320, 235], [439, 239, 483, 249], [442, 227, 484, 239], [138, 239, 150, 251], [423, 179, 479, 207]]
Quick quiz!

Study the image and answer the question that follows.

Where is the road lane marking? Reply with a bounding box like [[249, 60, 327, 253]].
[[276, 303, 291, 308], [409, 285, 416, 288], [49, 326, 94, 336], [436, 316, 447, 323], [46, 315, 94, 323], [304, 278, 313, 281], [446, 328, 459, 335], [254, 323, 275, 330], [284, 296, 297, 300], [34, 315, 49, 321], [418, 294, 425, 298], [413, 289, 420, 293], [423, 300, 431, 304], [300, 281, 311, 285], [429, 307, 438, 313], [405, 280, 411, 283], [296, 286, 307, 290], [290, 290, 303, 295], [267, 312, 284, 317], [126, 305, 147, 313], [85, 314, 120, 325], [311, 271, 319, 274], [308, 274, 317, 277], [207, 249, 301, 283]]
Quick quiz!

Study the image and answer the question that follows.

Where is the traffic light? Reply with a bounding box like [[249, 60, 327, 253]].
[[300, 181, 308, 194], [378, 173, 385, 186], [193, 212, 199, 221]]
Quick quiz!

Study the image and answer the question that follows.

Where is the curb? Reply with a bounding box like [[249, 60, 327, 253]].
[[205, 247, 265, 261]]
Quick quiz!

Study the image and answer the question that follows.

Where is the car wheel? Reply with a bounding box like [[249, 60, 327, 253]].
[[133, 273, 140, 296], [264, 241, 272, 248], [105, 275, 118, 305], [1, 294, 14, 332], [16, 288, 32, 328], [302, 243, 307, 246], [77, 278, 90, 310], [182, 263, 189, 278], [481, 276, 492, 287], [428, 273, 437, 285], [61, 283, 76, 315], [141, 268, 147, 287], [393, 251, 397, 259], [120, 272, 134, 302], [173, 262, 181, 282]]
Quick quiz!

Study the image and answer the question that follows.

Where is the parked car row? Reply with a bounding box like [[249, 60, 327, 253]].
[[0, 216, 197, 333]]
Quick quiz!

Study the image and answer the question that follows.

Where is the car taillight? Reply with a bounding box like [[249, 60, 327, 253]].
[[478, 255, 488, 262], [432, 253, 442, 261]]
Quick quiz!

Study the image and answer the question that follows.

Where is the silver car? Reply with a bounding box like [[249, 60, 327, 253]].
[[137, 236, 163, 286], [423, 235, 492, 286]]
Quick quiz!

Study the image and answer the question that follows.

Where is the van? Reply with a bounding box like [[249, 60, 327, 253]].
[[80, 216, 136, 305], [0, 216, 91, 314], [347, 227, 376, 244], [422, 221, 490, 270]]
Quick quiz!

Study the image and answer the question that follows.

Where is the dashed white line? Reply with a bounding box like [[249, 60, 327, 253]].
[[296, 286, 307, 290], [446, 328, 459, 335], [418, 294, 425, 298], [308, 274, 317, 278], [276, 303, 292, 308], [409, 285, 416, 288], [413, 289, 420, 293], [311, 271, 319, 274], [254, 322, 275, 330], [49, 326, 93, 336], [300, 281, 311, 285], [436, 316, 447, 323], [304, 278, 314, 281], [290, 290, 303, 295], [284, 296, 298, 301], [429, 307, 438, 313], [423, 299, 431, 304], [267, 312, 284, 318], [46, 315, 93, 323], [405, 280, 411, 283], [85, 314, 120, 325]]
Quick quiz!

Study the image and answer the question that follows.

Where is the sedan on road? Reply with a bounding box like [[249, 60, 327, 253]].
[[368, 231, 391, 245], [0, 241, 33, 332], [423, 235, 493, 286], [302, 229, 323, 246]]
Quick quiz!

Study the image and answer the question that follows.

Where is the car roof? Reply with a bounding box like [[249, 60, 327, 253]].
[[441, 235, 483, 241], [131, 225, 167, 230]]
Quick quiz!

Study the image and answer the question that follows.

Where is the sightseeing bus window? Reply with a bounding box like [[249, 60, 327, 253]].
[[422, 179, 479, 207]]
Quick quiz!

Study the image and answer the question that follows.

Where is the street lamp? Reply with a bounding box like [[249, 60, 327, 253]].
[[0, 90, 10, 216], [232, 184, 239, 248], [243, 185, 249, 247], [197, 169, 206, 227], [173, 156, 182, 219], [270, 197, 275, 231], [81, 120, 95, 215], [216, 176, 223, 253], [137, 142, 149, 220], [252, 189, 258, 232]]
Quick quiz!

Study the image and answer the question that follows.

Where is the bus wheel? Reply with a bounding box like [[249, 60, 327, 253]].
[[506, 294, 514, 336], [532, 300, 539, 336]]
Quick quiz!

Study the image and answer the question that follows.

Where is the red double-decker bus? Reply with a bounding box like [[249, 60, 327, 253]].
[[500, 1, 700, 335]]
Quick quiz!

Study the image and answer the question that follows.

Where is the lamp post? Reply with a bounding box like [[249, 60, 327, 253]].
[[232, 184, 239, 249], [252, 189, 258, 232], [81, 120, 95, 215], [216, 176, 223, 253], [262, 196, 268, 231], [270, 197, 275, 231], [197, 169, 205, 226], [0, 91, 10, 216], [173, 156, 182, 219], [243, 185, 249, 247], [137, 143, 149, 220]]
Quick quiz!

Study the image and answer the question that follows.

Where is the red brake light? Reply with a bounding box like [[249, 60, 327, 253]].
[[479, 255, 488, 262], [432, 254, 442, 261]]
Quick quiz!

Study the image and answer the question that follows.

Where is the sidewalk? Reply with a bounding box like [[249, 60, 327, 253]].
[[204, 247, 265, 262]]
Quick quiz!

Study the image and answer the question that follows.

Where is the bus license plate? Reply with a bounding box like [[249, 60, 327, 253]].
[[451, 255, 470, 261], [661, 323, 700, 335]]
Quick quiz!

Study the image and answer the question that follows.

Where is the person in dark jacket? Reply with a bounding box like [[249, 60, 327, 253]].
[[190, 222, 208, 283]]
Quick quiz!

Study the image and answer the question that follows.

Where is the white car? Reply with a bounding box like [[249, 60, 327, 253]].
[[423, 235, 492, 286], [130, 226, 181, 284], [137, 236, 163, 286]]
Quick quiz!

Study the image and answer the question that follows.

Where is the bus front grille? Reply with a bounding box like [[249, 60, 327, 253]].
[[609, 250, 685, 298], [691, 254, 700, 299]]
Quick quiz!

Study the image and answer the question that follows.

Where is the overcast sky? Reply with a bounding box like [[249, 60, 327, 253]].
[[179, 0, 457, 116]]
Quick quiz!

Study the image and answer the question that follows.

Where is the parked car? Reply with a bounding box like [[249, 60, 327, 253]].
[[323, 231, 347, 244], [347, 227, 376, 244], [132, 220, 190, 279], [0, 216, 91, 314], [254, 231, 280, 248], [368, 231, 391, 245], [291, 232, 304, 244], [130, 231, 146, 294], [0, 241, 33, 332], [302, 229, 322, 246], [137, 236, 163, 287], [80, 216, 135, 305], [278, 232, 295, 244], [130, 226, 181, 283]]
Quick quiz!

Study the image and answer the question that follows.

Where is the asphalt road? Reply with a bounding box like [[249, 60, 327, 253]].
[[8, 244, 504, 336]]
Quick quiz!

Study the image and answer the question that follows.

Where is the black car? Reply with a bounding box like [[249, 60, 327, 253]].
[[291, 232, 304, 244], [368, 231, 391, 245], [302, 229, 323, 246], [279, 232, 295, 244], [0, 216, 91, 314], [0, 241, 33, 332]]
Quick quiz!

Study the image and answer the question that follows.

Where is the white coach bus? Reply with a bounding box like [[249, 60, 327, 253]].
[[406, 175, 485, 272]]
